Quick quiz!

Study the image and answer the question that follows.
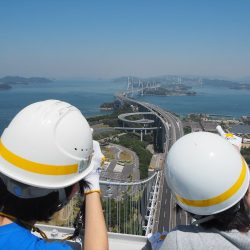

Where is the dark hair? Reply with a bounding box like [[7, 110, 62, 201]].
[[193, 200, 250, 232], [0, 179, 88, 222]]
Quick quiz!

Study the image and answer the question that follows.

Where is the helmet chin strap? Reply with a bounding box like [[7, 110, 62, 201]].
[[191, 215, 215, 225], [55, 189, 69, 211]]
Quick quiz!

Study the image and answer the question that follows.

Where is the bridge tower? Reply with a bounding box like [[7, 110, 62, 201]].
[[138, 79, 144, 96], [178, 76, 182, 84], [199, 78, 203, 86], [127, 77, 134, 97]]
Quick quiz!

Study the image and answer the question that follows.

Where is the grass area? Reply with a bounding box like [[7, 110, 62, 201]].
[[88, 103, 154, 179], [92, 123, 110, 128], [102, 147, 115, 161], [119, 150, 133, 163], [125, 114, 144, 121], [93, 130, 121, 140]]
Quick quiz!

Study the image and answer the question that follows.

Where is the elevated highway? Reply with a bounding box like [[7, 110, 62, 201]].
[[117, 94, 189, 232], [118, 112, 154, 124]]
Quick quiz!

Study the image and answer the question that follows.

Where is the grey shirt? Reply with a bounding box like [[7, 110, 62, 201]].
[[160, 225, 250, 250]]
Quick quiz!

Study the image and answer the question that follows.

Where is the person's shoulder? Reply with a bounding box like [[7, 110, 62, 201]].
[[0, 223, 72, 250], [160, 230, 177, 250], [14, 224, 73, 250], [160, 225, 210, 250], [35, 240, 73, 250], [171, 224, 208, 233], [18, 226, 72, 249]]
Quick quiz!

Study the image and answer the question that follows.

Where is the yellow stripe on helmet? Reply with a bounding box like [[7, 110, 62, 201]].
[[0, 140, 78, 175], [225, 133, 234, 138], [176, 159, 247, 207]]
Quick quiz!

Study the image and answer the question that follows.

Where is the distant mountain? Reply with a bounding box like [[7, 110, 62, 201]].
[[203, 79, 238, 87], [238, 76, 250, 84], [112, 76, 139, 83], [0, 76, 52, 85], [203, 79, 250, 90]]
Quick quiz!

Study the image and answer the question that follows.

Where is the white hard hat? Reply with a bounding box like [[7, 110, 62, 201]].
[[165, 132, 249, 215], [0, 100, 94, 189]]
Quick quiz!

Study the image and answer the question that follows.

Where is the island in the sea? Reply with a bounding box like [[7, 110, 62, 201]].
[[143, 84, 196, 96], [100, 102, 114, 111], [0, 76, 53, 91], [113, 76, 250, 92], [0, 83, 12, 91], [203, 79, 250, 90]]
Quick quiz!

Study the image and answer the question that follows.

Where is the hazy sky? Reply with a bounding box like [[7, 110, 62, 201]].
[[0, 0, 249, 79]]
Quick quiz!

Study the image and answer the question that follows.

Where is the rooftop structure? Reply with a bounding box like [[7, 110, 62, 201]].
[[231, 124, 250, 135]]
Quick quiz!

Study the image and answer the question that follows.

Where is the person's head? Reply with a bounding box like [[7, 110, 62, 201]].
[[0, 100, 94, 221], [165, 132, 250, 231], [0, 176, 80, 222]]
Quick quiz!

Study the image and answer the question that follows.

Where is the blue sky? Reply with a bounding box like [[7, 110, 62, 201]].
[[0, 0, 249, 79]]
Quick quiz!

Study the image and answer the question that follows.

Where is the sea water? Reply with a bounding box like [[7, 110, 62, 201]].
[[0, 79, 126, 134], [139, 85, 250, 118], [0, 80, 250, 134]]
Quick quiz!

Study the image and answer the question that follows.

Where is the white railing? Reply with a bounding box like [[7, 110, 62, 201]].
[[143, 170, 162, 235], [99, 171, 160, 235]]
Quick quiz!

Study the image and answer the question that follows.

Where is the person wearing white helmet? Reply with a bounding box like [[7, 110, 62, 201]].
[[160, 131, 250, 250], [0, 100, 108, 250]]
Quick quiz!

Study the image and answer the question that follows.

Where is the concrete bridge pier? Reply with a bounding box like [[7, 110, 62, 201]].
[[153, 118, 165, 153]]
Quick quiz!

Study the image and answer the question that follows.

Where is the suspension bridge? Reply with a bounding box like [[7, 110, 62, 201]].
[[126, 77, 161, 97]]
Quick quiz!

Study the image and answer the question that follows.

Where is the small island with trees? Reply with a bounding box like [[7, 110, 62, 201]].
[[100, 102, 114, 111], [0, 76, 52, 91], [0, 83, 12, 91], [143, 84, 196, 96]]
